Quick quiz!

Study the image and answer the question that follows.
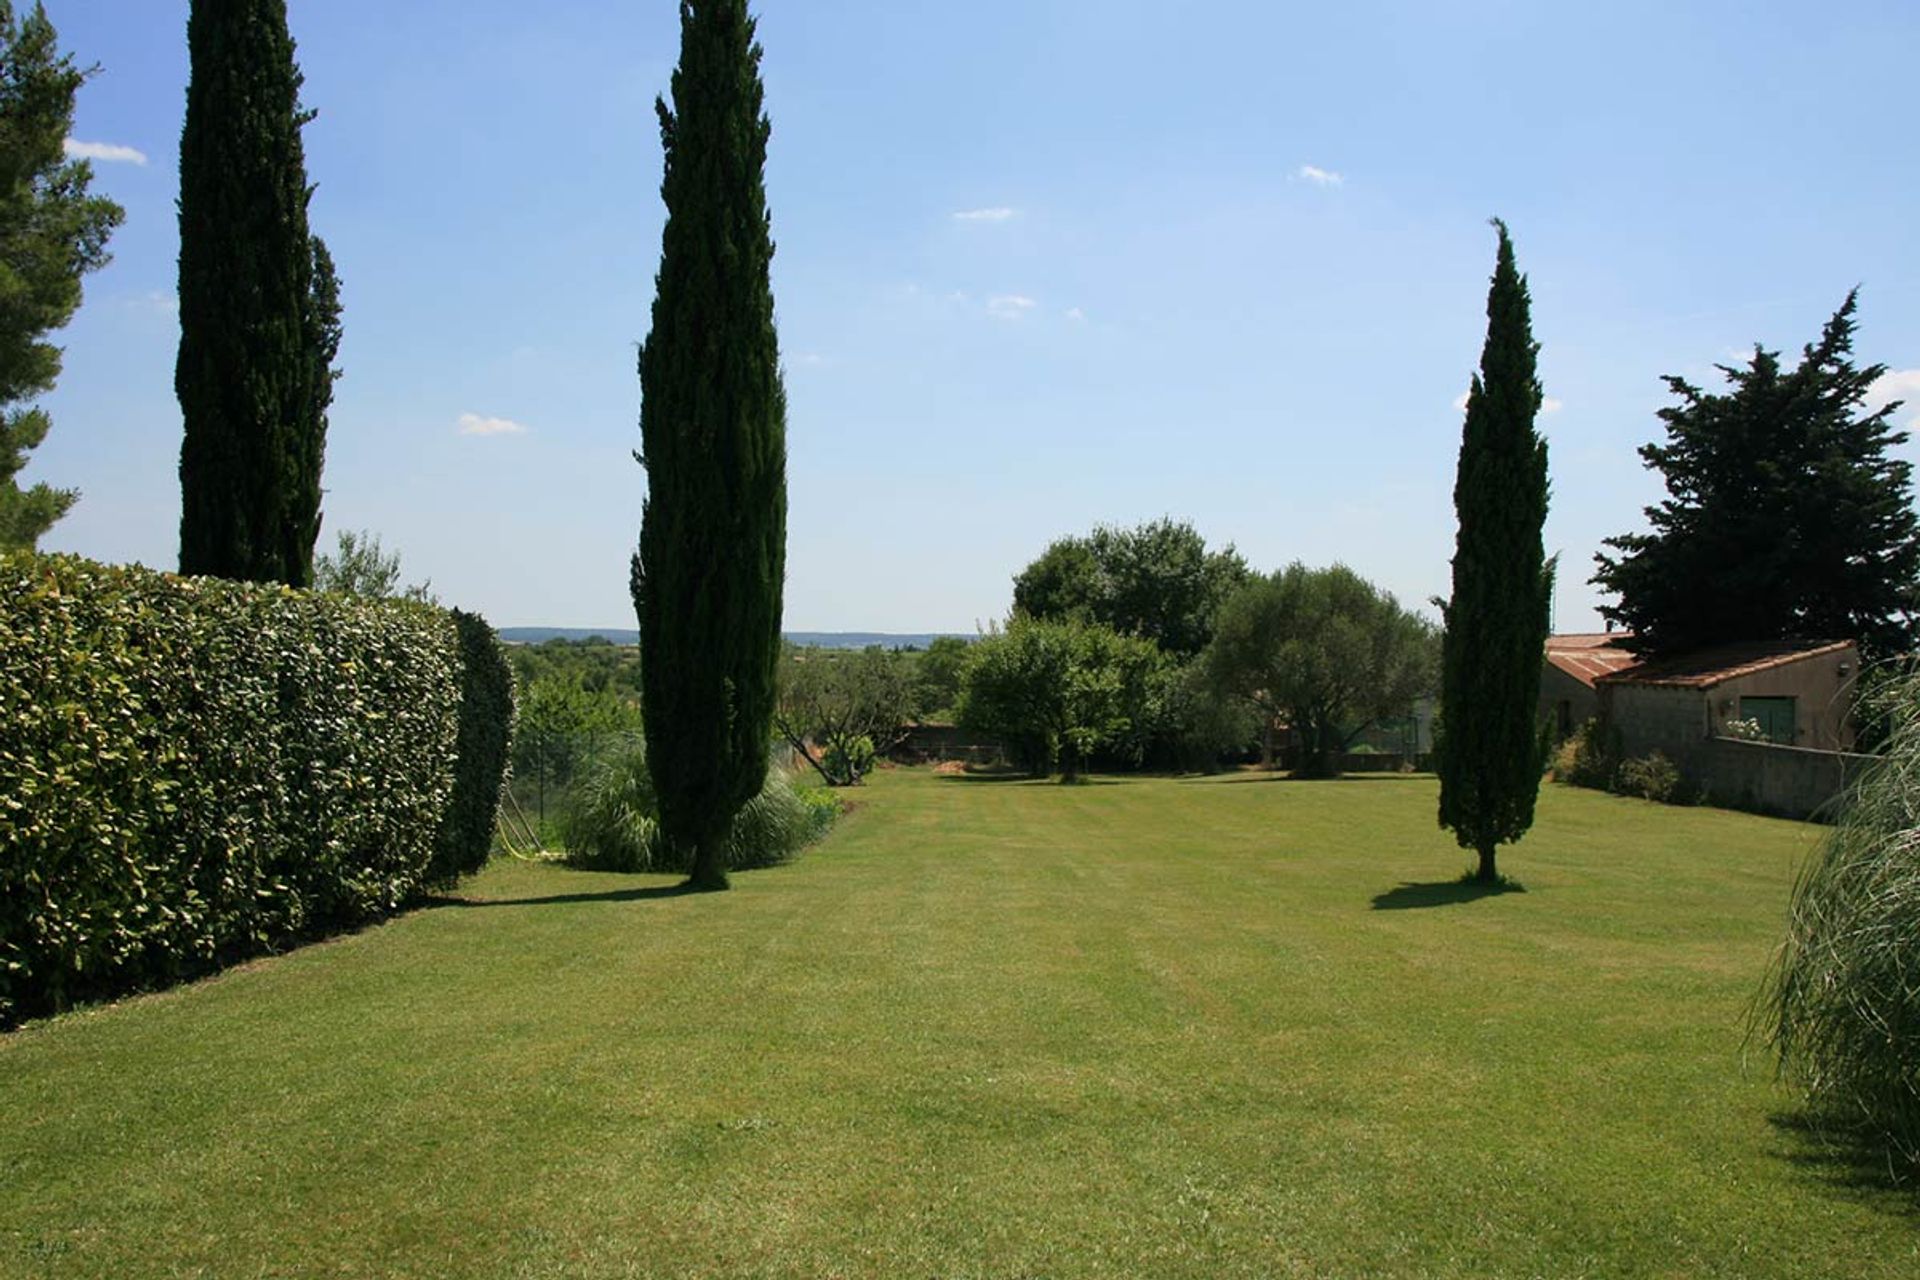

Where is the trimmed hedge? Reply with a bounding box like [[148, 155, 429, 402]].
[[0, 553, 514, 1026], [430, 609, 515, 886]]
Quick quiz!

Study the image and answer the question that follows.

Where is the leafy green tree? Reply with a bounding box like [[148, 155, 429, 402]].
[[775, 646, 918, 786], [176, 0, 337, 586], [0, 2, 122, 551], [1013, 518, 1249, 658], [1204, 564, 1439, 779], [509, 637, 643, 700], [958, 618, 1166, 782], [1437, 220, 1551, 884], [913, 635, 972, 719], [1592, 291, 1920, 661], [512, 674, 642, 823], [631, 0, 787, 891], [312, 528, 434, 603]]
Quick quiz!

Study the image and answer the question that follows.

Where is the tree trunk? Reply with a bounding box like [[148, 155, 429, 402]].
[[684, 834, 730, 893], [1475, 842, 1499, 885], [1261, 720, 1274, 770], [1060, 746, 1081, 784]]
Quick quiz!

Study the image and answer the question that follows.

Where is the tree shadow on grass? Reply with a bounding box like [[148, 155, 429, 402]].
[[933, 773, 1125, 787], [1188, 772, 1432, 784], [1766, 1111, 1920, 1217], [1370, 879, 1527, 911], [425, 884, 699, 910]]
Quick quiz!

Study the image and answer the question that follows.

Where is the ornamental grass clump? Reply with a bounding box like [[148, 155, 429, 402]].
[[1764, 669, 1920, 1170], [561, 739, 831, 874]]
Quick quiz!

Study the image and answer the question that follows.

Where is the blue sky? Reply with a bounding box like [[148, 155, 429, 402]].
[[32, 0, 1920, 632]]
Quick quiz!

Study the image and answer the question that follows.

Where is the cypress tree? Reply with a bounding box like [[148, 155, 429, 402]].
[[177, 0, 334, 586], [632, 0, 788, 892], [1438, 220, 1551, 885]]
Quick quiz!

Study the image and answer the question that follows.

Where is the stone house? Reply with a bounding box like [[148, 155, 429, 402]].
[[1594, 640, 1860, 766], [1540, 633, 1641, 739]]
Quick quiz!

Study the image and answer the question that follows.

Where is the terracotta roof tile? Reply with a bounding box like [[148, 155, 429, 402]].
[[1595, 640, 1854, 690], [1544, 634, 1641, 688]]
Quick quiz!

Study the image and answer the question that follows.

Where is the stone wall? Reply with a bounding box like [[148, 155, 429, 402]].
[[1693, 738, 1873, 821]]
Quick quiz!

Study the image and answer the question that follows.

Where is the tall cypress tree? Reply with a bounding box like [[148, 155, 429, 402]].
[[1438, 220, 1551, 885], [632, 0, 788, 893], [176, 0, 334, 586]]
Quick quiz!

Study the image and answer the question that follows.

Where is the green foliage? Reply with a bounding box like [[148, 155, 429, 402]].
[[557, 735, 658, 872], [1593, 292, 1920, 661], [776, 646, 916, 785], [913, 635, 971, 718], [1013, 518, 1249, 659], [1438, 220, 1551, 881], [633, 0, 787, 890], [0, 2, 123, 550], [0, 552, 511, 1026], [176, 0, 336, 586], [507, 635, 642, 699], [560, 739, 832, 875], [1203, 563, 1439, 778], [1155, 660, 1264, 772], [1613, 751, 1682, 804], [1551, 718, 1619, 791], [511, 672, 641, 811], [313, 528, 434, 603], [822, 735, 876, 784], [1765, 668, 1920, 1171], [957, 617, 1168, 781], [431, 610, 517, 886]]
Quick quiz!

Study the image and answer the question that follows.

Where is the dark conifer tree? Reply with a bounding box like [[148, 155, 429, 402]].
[[176, 0, 335, 585], [1592, 292, 1919, 661], [1438, 220, 1551, 885], [632, 0, 788, 892], [0, 2, 123, 551]]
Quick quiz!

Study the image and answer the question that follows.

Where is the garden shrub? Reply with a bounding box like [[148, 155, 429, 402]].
[[1614, 750, 1681, 803], [1552, 718, 1619, 791], [0, 553, 513, 1026], [561, 738, 833, 874], [1765, 669, 1920, 1172]]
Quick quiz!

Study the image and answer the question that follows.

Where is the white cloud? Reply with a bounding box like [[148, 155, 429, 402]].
[[1297, 164, 1343, 188], [953, 207, 1018, 223], [457, 412, 527, 437], [65, 138, 147, 165], [1869, 369, 1920, 427], [1065, 307, 1087, 322], [1452, 390, 1564, 414], [987, 295, 1038, 320], [123, 290, 177, 315]]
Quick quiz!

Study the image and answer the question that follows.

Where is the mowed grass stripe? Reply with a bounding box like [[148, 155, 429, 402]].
[[2, 770, 1914, 1278]]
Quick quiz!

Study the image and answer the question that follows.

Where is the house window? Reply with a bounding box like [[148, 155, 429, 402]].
[[1740, 696, 1796, 745]]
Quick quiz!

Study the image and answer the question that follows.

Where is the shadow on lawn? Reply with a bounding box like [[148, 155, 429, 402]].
[[426, 884, 698, 910], [1189, 772, 1432, 785], [933, 773, 1125, 786], [1766, 1112, 1920, 1217], [1370, 879, 1527, 911]]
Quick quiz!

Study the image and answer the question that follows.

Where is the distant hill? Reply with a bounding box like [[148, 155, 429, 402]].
[[498, 627, 968, 651]]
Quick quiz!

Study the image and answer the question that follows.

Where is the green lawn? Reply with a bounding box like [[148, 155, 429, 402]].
[[2, 770, 1914, 1278]]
